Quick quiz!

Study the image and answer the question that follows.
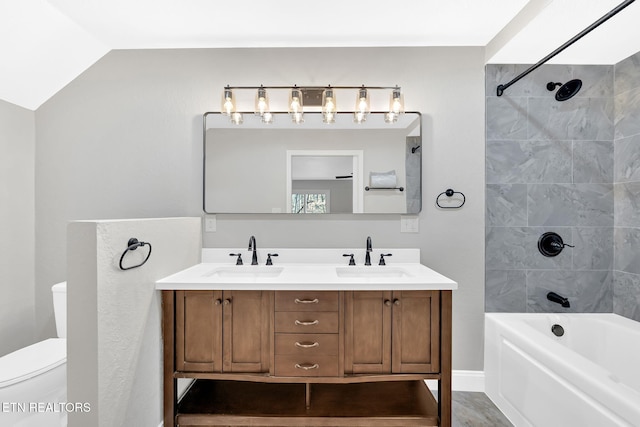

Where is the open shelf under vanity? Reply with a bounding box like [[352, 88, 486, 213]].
[[176, 379, 439, 427]]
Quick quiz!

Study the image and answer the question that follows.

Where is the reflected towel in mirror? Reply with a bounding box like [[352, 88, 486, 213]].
[[369, 170, 397, 188]]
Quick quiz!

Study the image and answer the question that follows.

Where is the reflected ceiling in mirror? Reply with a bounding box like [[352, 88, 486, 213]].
[[204, 112, 421, 214]]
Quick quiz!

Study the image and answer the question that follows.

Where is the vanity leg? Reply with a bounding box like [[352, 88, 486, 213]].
[[305, 383, 312, 408], [162, 291, 177, 427], [438, 290, 452, 427]]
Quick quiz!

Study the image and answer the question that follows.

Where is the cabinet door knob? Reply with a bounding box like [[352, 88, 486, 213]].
[[384, 299, 392, 307], [295, 363, 320, 370], [295, 319, 319, 326], [223, 299, 231, 305], [295, 341, 320, 348], [393, 299, 400, 306], [295, 298, 319, 304], [214, 298, 222, 305]]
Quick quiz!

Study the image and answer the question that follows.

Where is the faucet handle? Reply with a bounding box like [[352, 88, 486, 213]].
[[266, 253, 279, 265], [229, 253, 243, 265], [343, 253, 356, 266], [379, 253, 392, 266]]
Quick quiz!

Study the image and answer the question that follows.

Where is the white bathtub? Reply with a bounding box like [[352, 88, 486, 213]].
[[485, 313, 640, 427]]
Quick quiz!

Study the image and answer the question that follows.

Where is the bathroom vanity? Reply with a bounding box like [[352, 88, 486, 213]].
[[157, 249, 456, 427]]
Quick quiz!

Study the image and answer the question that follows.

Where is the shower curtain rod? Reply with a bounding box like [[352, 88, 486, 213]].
[[496, 0, 636, 97]]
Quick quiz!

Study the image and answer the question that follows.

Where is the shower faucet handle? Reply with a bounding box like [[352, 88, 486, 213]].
[[229, 253, 243, 265]]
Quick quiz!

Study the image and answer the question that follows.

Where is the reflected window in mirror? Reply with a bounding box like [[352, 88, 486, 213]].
[[291, 191, 329, 214]]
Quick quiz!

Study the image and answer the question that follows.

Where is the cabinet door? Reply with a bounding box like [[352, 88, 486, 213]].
[[222, 290, 270, 373], [391, 290, 440, 373], [344, 291, 392, 374], [175, 290, 223, 372]]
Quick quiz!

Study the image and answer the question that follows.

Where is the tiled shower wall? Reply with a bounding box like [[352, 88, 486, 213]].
[[614, 52, 640, 321], [485, 64, 615, 314]]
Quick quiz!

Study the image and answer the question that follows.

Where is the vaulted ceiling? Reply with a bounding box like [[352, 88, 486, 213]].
[[1, 0, 638, 110]]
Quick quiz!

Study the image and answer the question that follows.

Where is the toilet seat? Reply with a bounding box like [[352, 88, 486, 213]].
[[0, 338, 66, 388]]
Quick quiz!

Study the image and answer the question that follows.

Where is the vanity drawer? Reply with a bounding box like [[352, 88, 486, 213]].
[[275, 291, 339, 312], [275, 312, 339, 333], [275, 333, 339, 356], [274, 355, 339, 377]]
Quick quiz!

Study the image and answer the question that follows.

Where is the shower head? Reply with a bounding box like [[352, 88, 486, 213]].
[[546, 79, 582, 101]]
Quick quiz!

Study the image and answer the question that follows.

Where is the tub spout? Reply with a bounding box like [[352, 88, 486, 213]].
[[547, 291, 570, 308]]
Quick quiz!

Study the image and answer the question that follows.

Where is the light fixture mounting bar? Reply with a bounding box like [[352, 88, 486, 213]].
[[223, 85, 400, 90]]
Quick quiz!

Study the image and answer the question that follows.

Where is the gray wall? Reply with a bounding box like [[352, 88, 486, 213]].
[[614, 51, 640, 321], [485, 64, 615, 313], [0, 99, 35, 356], [35, 47, 486, 370]]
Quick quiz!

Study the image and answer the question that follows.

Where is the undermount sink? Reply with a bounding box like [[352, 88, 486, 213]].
[[206, 266, 283, 278], [335, 266, 411, 278]]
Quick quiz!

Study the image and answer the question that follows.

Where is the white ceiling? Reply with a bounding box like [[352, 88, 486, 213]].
[[1, 0, 639, 110]]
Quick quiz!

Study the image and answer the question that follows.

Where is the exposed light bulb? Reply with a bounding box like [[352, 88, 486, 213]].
[[261, 111, 273, 124], [389, 86, 404, 115], [231, 112, 243, 125], [353, 87, 369, 123], [255, 86, 270, 116], [289, 86, 304, 123], [322, 87, 336, 124], [221, 86, 235, 116]]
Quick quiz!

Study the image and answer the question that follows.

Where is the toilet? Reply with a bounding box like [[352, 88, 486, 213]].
[[0, 282, 67, 427]]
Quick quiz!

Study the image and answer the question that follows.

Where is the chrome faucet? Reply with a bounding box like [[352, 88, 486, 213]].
[[248, 235, 258, 265], [365, 236, 372, 266]]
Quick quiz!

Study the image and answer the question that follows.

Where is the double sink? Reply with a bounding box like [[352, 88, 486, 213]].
[[208, 265, 411, 279]]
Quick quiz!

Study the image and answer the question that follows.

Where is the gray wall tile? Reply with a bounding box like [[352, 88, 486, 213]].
[[486, 140, 571, 184], [572, 227, 614, 270], [614, 227, 640, 274], [528, 97, 614, 141], [486, 97, 528, 140], [574, 65, 614, 99], [485, 270, 526, 312], [614, 182, 640, 227], [614, 134, 640, 182], [615, 86, 640, 139], [527, 184, 613, 226], [486, 184, 527, 226], [526, 270, 613, 313], [615, 51, 640, 97], [613, 271, 640, 321], [573, 140, 613, 183]]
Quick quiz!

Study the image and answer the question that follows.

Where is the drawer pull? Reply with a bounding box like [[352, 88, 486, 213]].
[[295, 298, 319, 304], [295, 363, 320, 370], [295, 320, 319, 326], [295, 341, 320, 348]]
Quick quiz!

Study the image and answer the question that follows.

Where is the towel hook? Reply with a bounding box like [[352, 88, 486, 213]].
[[119, 238, 152, 270]]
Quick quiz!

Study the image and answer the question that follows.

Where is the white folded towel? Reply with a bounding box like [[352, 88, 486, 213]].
[[369, 170, 397, 188]]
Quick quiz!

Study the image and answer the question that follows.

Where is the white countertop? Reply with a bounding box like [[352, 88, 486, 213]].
[[156, 248, 457, 291]]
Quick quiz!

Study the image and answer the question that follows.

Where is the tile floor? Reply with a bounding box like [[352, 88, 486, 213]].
[[452, 391, 513, 427]]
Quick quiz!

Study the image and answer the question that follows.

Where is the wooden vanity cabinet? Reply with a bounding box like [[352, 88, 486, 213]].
[[164, 289, 452, 427], [345, 290, 440, 375], [174, 290, 270, 374]]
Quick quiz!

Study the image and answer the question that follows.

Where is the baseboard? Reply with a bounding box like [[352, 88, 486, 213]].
[[426, 370, 485, 392]]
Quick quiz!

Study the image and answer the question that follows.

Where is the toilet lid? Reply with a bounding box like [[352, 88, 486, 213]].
[[0, 338, 66, 388]]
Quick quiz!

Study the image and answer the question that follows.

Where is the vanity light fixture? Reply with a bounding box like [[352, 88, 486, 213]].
[[221, 85, 236, 116], [354, 86, 370, 124], [218, 85, 404, 125], [255, 85, 270, 116], [289, 85, 304, 124], [322, 86, 337, 124], [385, 85, 404, 123]]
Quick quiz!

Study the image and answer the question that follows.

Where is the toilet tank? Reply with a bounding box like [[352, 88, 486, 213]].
[[51, 282, 67, 338]]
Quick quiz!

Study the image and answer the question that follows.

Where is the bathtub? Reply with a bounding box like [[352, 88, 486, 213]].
[[485, 313, 640, 427]]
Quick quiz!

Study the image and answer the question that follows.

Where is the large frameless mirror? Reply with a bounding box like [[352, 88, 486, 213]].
[[203, 112, 421, 214]]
